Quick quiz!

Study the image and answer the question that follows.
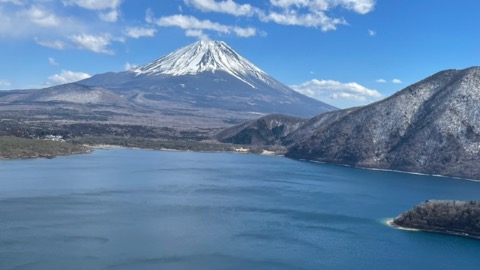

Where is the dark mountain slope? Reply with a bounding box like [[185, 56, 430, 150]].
[[217, 114, 306, 146]]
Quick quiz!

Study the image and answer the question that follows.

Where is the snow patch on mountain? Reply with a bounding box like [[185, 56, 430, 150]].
[[132, 40, 273, 88]]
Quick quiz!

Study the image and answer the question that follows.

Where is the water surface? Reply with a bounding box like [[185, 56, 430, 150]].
[[1, 149, 480, 269]]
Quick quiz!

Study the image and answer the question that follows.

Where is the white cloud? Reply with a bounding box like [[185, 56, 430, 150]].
[[124, 62, 138, 71], [291, 79, 382, 108], [35, 37, 66, 49], [62, 0, 121, 10], [337, 0, 376, 14], [0, 79, 12, 89], [63, 0, 121, 22], [232, 26, 256, 37], [368, 29, 376, 36], [0, 0, 23, 5], [48, 57, 59, 66], [125, 26, 156, 38], [47, 70, 91, 85], [182, 0, 376, 32], [69, 33, 114, 54], [145, 8, 154, 23], [23, 5, 61, 27], [0, 4, 85, 39], [261, 10, 346, 31], [155, 14, 257, 38], [156, 15, 229, 33], [99, 9, 119, 22], [376, 78, 404, 84], [270, 0, 375, 14], [184, 0, 259, 16], [0, 1, 142, 54], [392, 79, 402, 84], [185, 29, 210, 40]]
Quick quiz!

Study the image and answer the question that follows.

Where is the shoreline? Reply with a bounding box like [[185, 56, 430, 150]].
[[384, 218, 480, 240], [0, 148, 92, 161], [1, 140, 478, 181], [86, 144, 285, 156], [384, 218, 420, 232], [303, 159, 480, 183]]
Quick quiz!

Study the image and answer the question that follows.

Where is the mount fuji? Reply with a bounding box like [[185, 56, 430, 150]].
[[80, 40, 335, 117], [0, 40, 336, 143]]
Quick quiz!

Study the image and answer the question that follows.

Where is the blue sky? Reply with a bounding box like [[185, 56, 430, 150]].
[[0, 0, 479, 108]]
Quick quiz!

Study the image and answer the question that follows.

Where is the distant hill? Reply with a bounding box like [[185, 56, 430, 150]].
[[217, 114, 306, 152], [0, 83, 128, 105]]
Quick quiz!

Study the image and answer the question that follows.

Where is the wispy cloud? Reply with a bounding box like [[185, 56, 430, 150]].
[[392, 79, 403, 84], [63, 0, 122, 22], [1, 0, 377, 56], [69, 33, 114, 54], [155, 14, 257, 38], [269, 0, 375, 14], [23, 5, 61, 27], [156, 15, 229, 33], [261, 11, 346, 31], [232, 26, 256, 37], [62, 0, 121, 10], [291, 79, 382, 108], [125, 27, 157, 38], [376, 78, 403, 84], [184, 0, 258, 16], [185, 29, 209, 40], [124, 62, 138, 71], [0, 79, 12, 89], [48, 57, 59, 66], [0, 0, 147, 53], [46, 69, 91, 85], [0, 3, 82, 38], [368, 29, 376, 36], [35, 37, 66, 49], [99, 9, 119, 22], [181, 0, 376, 32], [0, 0, 24, 5]]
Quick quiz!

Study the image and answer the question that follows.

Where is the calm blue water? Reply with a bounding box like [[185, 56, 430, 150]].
[[1, 149, 480, 270]]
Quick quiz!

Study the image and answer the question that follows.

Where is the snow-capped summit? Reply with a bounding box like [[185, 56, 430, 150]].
[[132, 40, 271, 88], [80, 40, 336, 117]]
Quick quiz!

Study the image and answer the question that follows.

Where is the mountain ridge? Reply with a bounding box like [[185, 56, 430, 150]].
[[218, 66, 480, 180], [285, 66, 480, 179]]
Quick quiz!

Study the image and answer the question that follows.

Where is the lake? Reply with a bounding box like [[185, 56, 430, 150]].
[[1, 148, 480, 269]]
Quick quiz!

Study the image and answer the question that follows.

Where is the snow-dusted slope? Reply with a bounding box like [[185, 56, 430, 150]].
[[132, 40, 272, 88], [286, 66, 480, 179]]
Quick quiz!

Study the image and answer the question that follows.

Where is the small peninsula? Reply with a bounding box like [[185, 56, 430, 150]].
[[392, 200, 480, 239]]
